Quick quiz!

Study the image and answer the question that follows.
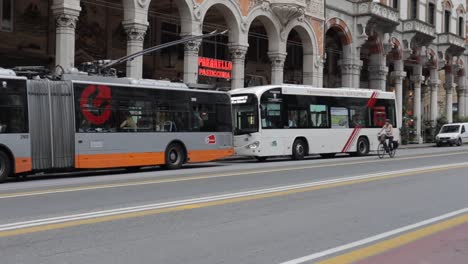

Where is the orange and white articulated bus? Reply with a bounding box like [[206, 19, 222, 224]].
[[0, 69, 233, 182]]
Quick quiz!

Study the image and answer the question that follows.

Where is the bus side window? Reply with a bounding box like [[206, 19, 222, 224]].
[[310, 104, 329, 128], [330, 107, 349, 128]]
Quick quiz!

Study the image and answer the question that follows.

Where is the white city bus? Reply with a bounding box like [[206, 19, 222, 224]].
[[230, 85, 399, 161]]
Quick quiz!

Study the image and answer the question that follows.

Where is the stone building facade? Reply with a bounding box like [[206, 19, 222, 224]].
[[1, 0, 468, 143]]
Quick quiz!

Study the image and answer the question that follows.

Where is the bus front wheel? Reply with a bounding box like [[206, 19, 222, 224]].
[[0, 151, 12, 183], [164, 143, 185, 170], [292, 139, 307, 160]]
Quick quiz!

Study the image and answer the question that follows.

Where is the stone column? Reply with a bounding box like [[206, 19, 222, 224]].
[[411, 65, 424, 144], [459, 89, 467, 118], [457, 72, 466, 118], [123, 22, 148, 79], [368, 53, 388, 91], [268, 52, 287, 85], [183, 38, 201, 84], [313, 55, 324, 87], [446, 87, 454, 123], [303, 52, 314, 85], [339, 58, 363, 88], [51, 4, 81, 70], [391, 71, 406, 128], [445, 65, 455, 123], [228, 44, 249, 89], [429, 67, 440, 124]]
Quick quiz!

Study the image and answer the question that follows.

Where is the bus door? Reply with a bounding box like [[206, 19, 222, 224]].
[[28, 80, 75, 170]]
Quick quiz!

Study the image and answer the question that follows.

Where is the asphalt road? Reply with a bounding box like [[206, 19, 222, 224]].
[[1, 145, 468, 264]]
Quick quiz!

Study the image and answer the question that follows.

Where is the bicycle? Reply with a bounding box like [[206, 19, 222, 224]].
[[377, 134, 396, 159]]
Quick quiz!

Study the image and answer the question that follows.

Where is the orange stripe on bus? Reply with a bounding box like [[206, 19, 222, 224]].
[[188, 148, 234, 163], [75, 152, 165, 169], [75, 148, 234, 169], [15, 157, 32, 174]]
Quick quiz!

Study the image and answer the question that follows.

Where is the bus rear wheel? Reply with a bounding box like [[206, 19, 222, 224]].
[[0, 151, 12, 183], [292, 139, 307, 160], [355, 137, 369, 156], [164, 143, 185, 170]]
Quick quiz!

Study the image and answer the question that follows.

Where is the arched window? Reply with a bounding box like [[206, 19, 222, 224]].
[[443, 0, 453, 33], [409, 0, 418, 19], [457, 5, 465, 37], [427, 0, 436, 25]]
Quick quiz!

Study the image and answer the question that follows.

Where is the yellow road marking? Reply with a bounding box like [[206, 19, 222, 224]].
[[0, 163, 467, 238], [317, 213, 468, 264], [1, 150, 468, 199]]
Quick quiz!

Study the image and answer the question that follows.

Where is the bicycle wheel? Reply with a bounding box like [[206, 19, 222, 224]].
[[377, 143, 385, 159]]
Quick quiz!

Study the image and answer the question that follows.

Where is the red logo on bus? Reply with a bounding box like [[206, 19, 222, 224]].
[[205, 134, 216, 144], [80, 85, 112, 125]]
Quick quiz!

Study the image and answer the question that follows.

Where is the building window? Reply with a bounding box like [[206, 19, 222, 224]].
[[0, 0, 13, 32], [410, 0, 418, 19], [445, 10, 451, 33], [392, 0, 398, 9], [428, 3, 436, 25], [459, 17, 464, 36]]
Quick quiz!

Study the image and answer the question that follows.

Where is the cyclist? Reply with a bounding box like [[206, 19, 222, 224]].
[[378, 119, 394, 152]]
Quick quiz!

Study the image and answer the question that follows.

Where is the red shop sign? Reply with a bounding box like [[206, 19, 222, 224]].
[[198, 57, 232, 79]]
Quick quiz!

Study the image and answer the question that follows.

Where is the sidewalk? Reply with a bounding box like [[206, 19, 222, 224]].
[[399, 143, 435, 149]]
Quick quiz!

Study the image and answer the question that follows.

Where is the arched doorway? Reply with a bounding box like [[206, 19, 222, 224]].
[[284, 29, 303, 84], [145, 0, 187, 81], [323, 28, 343, 88], [75, 0, 127, 74], [245, 18, 272, 86], [199, 4, 240, 89]]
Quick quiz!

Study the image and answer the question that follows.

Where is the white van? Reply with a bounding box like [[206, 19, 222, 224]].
[[435, 123, 468, 146]]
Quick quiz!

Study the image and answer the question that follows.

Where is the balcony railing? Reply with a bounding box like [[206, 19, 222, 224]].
[[438, 33, 466, 49], [402, 20, 435, 36], [356, 1, 399, 25]]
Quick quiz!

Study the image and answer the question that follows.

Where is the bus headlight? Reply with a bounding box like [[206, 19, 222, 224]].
[[247, 141, 260, 149]]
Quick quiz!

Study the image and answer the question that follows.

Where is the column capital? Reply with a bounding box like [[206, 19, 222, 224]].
[[368, 65, 388, 79], [122, 22, 148, 42], [228, 44, 249, 61], [428, 79, 440, 90], [339, 59, 363, 75], [268, 52, 287, 69], [445, 84, 456, 92], [183, 38, 201, 56], [55, 13, 79, 29], [390, 71, 407, 81], [410, 75, 425, 86]]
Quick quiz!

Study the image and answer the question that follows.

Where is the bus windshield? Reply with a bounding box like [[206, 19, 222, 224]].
[[231, 94, 259, 135]]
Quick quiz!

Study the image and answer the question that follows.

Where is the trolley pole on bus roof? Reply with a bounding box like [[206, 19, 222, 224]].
[[97, 30, 228, 75]]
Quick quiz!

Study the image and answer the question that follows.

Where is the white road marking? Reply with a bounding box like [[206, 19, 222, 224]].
[[0, 163, 466, 232], [279, 207, 468, 264]]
